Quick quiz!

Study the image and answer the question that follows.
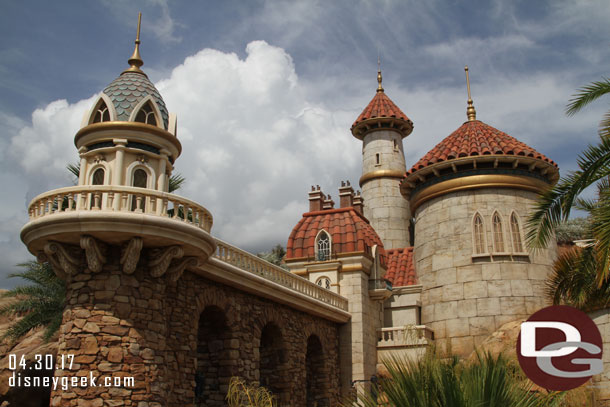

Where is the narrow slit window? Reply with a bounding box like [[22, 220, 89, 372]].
[[473, 214, 485, 254], [393, 139, 398, 151], [511, 213, 524, 252], [375, 153, 380, 165], [135, 102, 157, 126], [316, 231, 331, 261], [93, 101, 110, 123], [492, 212, 505, 252]]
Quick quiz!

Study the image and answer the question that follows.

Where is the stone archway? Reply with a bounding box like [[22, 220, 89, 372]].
[[196, 305, 233, 407], [306, 334, 328, 407], [258, 323, 288, 403]]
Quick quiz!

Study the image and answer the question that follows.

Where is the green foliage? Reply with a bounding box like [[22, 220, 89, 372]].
[[256, 244, 286, 268], [350, 351, 563, 407], [226, 377, 275, 407], [554, 217, 593, 244], [527, 76, 610, 285], [0, 262, 65, 342]]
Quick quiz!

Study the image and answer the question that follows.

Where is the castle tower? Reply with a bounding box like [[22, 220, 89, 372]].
[[351, 68, 413, 249], [400, 67, 559, 356], [20, 15, 215, 405]]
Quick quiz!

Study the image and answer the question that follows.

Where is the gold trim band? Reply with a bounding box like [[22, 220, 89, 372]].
[[359, 169, 405, 186], [410, 174, 550, 212]]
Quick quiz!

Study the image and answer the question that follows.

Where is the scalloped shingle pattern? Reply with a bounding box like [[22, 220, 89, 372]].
[[103, 72, 169, 129], [286, 207, 386, 266], [351, 91, 411, 129], [385, 247, 416, 286], [406, 120, 557, 176]]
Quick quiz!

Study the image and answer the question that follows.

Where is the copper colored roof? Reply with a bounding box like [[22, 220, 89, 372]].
[[406, 120, 557, 176], [286, 207, 385, 265], [351, 90, 412, 130], [385, 247, 417, 286]]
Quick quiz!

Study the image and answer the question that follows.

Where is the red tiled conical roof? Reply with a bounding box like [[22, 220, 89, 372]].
[[385, 247, 417, 286], [286, 207, 386, 265], [406, 120, 557, 176], [351, 90, 412, 131]]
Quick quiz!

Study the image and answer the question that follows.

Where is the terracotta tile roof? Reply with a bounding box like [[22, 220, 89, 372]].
[[385, 247, 416, 286], [351, 90, 411, 129], [286, 207, 386, 265], [406, 120, 557, 176]]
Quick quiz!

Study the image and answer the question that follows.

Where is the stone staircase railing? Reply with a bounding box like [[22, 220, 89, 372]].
[[378, 325, 434, 348], [213, 238, 349, 311], [26, 185, 213, 232]]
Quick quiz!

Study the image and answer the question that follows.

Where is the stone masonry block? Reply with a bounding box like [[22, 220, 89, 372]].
[[499, 297, 526, 315], [464, 281, 488, 299], [510, 280, 534, 297], [477, 297, 501, 316], [457, 299, 478, 318], [434, 301, 458, 321], [487, 280, 512, 297], [446, 317, 470, 337], [442, 283, 464, 302], [457, 266, 482, 283], [469, 316, 495, 336]]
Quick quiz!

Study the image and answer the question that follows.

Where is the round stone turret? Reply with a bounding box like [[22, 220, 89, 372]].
[[401, 97, 560, 355], [351, 70, 413, 250]]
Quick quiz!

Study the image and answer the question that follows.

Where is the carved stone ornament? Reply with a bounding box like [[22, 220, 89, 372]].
[[166, 257, 198, 285], [80, 235, 107, 273], [92, 154, 106, 164], [120, 237, 143, 274], [148, 246, 184, 278], [36, 252, 66, 280], [42, 242, 83, 278], [136, 154, 148, 164]]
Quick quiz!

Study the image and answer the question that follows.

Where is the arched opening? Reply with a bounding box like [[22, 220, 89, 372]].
[[195, 306, 233, 407], [316, 276, 331, 290], [92, 100, 110, 123], [306, 335, 327, 407], [492, 212, 505, 252], [472, 213, 485, 254], [131, 168, 148, 211], [316, 231, 331, 261], [135, 102, 158, 126], [259, 323, 288, 402], [91, 168, 105, 185], [510, 212, 524, 253]]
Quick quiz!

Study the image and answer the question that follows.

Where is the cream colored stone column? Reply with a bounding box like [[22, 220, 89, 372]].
[[158, 149, 169, 192], [112, 139, 127, 186], [78, 147, 88, 186]]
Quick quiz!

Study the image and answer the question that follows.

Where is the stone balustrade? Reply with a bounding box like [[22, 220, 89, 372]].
[[378, 325, 434, 348], [26, 185, 213, 233], [213, 238, 349, 312]]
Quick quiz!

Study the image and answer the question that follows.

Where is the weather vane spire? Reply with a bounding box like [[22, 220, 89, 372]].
[[464, 65, 476, 121], [125, 12, 145, 75], [377, 51, 384, 93]]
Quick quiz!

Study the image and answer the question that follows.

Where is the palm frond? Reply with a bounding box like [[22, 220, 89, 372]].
[[168, 173, 185, 193], [566, 78, 610, 116]]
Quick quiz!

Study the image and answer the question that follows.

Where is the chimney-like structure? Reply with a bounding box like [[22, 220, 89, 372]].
[[339, 181, 355, 208], [322, 194, 335, 210], [353, 190, 364, 215], [309, 185, 324, 212]]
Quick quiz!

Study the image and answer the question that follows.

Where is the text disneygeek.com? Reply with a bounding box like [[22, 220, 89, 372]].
[[8, 354, 135, 391]]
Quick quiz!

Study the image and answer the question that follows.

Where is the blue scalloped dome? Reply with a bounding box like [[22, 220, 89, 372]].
[[102, 72, 169, 129]]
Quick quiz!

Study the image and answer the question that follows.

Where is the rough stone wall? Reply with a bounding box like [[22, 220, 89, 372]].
[[51, 248, 341, 407], [361, 130, 410, 249], [414, 188, 557, 356], [590, 308, 610, 406]]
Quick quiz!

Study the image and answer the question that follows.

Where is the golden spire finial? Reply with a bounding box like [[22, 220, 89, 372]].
[[124, 13, 146, 75], [377, 52, 384, 93], [464, 65, 476, 121]]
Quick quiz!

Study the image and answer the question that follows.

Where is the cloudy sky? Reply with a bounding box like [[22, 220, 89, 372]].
[[1, 0, 609, 287]]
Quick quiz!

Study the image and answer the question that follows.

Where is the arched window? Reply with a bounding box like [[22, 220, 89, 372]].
[[131, 169, 148, 211], [316, 276, 331, 290], [492, 212, 505, 252], [92, 101, 110, 123], [473, 213, 485, 254], [316, 231, 331, 261], [132, 169, 148, 188], [510, 213, 524, 252], [91, 168, 105, 185], [135, 102, 157, 126]]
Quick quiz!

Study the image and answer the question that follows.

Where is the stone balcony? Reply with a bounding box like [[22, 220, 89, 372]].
[[21, 185, 216, 261], [378, 325, 434, 349]]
